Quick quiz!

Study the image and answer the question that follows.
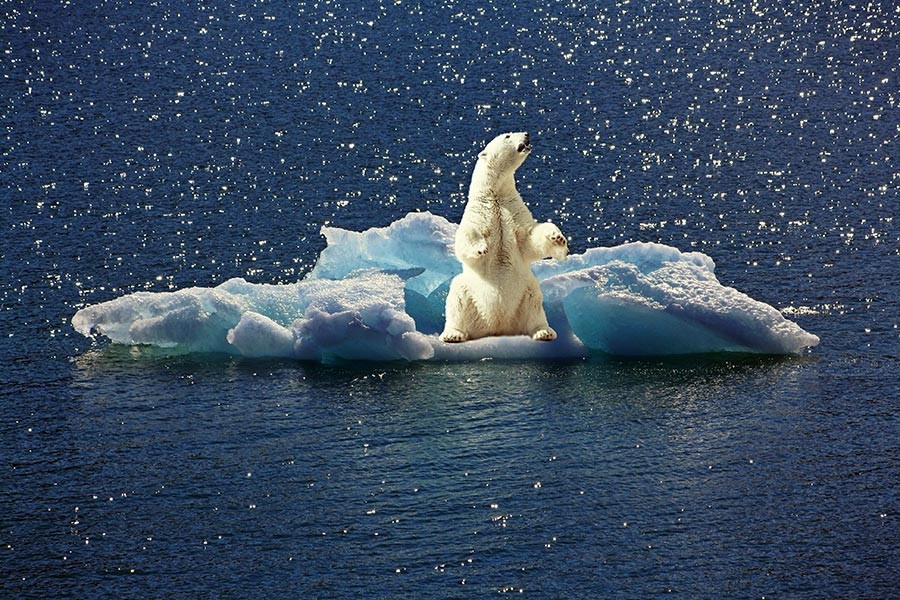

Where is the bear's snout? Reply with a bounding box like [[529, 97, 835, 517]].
[[517, 132, 531, 153]]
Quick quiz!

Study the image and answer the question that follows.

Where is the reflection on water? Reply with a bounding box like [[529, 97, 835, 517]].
[[9, 334, 894, 597], [59, 350, 840, 597]]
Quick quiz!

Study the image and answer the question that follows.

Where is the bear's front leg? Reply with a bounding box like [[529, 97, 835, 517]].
[[526, 222, 568, 262]]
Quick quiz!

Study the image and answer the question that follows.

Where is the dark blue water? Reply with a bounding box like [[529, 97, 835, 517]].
[[2, 0, 897, 597]]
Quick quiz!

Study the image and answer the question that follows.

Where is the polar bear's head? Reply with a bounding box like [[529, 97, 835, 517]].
[[478, 132, 532, 174]]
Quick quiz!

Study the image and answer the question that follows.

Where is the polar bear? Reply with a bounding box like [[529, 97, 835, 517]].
[[439, 132, 568, 343]]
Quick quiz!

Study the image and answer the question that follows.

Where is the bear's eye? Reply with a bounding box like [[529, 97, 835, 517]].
[[505, 134, 510, 139]]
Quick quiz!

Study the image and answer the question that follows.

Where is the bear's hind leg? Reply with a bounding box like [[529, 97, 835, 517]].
[[440, 278, 475, 343], [518, 281, 557, 341]]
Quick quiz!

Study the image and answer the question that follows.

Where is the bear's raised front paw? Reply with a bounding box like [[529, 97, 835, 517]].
[[531, 328, 557, 341], [545, 227, 568, 261], [440, 329, 469, 343], [461, 242, 488, 261], [549, 231, 567, 248]]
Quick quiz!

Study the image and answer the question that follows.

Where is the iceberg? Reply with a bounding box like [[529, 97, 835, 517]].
[[72, 212, 819, 362]]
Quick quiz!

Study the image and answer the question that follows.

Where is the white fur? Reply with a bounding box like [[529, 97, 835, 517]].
[[440, 132, 568, 343]]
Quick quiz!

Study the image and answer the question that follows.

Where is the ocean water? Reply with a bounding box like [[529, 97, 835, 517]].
[[2, 0, 898, 597]]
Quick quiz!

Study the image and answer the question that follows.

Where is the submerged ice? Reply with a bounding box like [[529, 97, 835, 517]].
[[72, 212, 819, 362]]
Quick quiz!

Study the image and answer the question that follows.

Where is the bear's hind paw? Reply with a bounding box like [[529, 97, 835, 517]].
[[531, 328, 557, 342], [440, 329, 469, 343]]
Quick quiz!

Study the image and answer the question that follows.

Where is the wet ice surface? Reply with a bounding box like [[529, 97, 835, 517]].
[[2, 0, 898, 597]]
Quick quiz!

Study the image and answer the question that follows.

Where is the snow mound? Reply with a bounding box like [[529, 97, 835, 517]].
[[72, 212, 819, 362]]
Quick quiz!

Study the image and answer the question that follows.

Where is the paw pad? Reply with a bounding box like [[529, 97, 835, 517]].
[[550, 233, 567, 246]]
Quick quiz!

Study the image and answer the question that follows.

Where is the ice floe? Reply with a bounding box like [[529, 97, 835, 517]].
[[72, 212, 819, 362]]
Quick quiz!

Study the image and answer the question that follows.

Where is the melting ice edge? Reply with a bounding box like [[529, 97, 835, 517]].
[[72, 212, 819, 362]]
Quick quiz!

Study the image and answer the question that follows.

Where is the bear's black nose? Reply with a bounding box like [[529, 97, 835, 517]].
[[524, 133, 531, 144]]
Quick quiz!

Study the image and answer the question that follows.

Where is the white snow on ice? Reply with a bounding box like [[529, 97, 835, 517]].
[[72, 212, 820, 362]]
